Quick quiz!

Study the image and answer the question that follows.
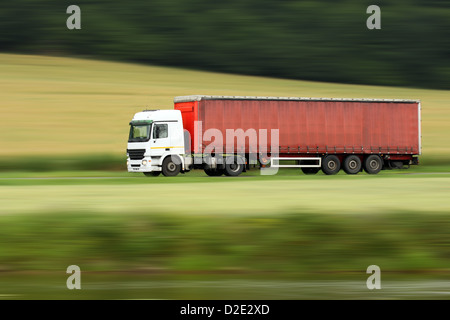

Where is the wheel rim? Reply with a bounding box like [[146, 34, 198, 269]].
[[369, 159, 380, 170], [229, 163, 240, 172], [349, 160, 358, 170], [327, 161, 337, 170], [167, 162, 177, 171]]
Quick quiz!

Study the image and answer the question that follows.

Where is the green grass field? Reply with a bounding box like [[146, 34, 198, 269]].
[[1, 53, 449, 161], [1, 171, 450, 215], [1, 53, 450, 299]]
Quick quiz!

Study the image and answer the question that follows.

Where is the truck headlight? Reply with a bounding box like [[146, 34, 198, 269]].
[[142, 160, 147, 165], [127, 160, 129, 166]]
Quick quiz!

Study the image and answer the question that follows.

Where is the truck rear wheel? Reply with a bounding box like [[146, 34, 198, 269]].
[[321, 155, 341, 175], [162, 156, 181, 177], [364, 155, 382, 174], [204, 168, 223, 176], [224, 158, 244, 176], [343, 155, 362, 174], [144, 172, 161, 177], [301, 168, 320, 175]]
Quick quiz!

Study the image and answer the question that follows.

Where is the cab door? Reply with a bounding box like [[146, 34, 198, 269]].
[[150, 122, 170, 158]]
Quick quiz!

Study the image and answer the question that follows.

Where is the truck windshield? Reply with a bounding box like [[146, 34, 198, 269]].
[[128, 124, 151, 142]]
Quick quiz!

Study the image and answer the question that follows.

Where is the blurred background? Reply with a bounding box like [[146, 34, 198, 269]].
[[1, 0, 450, 299], [2, 0, 450, 88]]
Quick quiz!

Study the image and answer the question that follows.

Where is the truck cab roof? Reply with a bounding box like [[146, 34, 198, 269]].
[[132, 109, 182, 122]]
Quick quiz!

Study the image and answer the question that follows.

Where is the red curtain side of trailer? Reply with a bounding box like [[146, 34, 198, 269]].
[[176, 99, 420, 156]]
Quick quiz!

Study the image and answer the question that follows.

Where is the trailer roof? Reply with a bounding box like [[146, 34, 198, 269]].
[[174, 95, 420, 104]]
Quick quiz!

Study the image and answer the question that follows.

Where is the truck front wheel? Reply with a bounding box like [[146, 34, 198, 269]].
[[162, 156, 181, 177], [364, 155, 382, 174], [321, 155, 341, 175]]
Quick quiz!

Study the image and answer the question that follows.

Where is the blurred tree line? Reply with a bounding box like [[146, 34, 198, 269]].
[[1, 0, 449, 89]]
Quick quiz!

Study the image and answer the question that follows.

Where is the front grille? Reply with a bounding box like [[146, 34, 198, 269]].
[[127, 149, 145, 160]]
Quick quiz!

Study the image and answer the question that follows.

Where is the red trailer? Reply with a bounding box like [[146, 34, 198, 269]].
[[174, 95, 421, 175]]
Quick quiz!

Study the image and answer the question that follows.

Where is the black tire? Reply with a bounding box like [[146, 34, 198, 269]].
[[204, 168, 223, 176], [321, 155, 341, 175], [364, 155, 382, 174], [343, 155, 362, 174], [224, 158, 244, 176], [301, 168, 320, 175], [144, 171, 161, 177], [162, 156, 181, 177]]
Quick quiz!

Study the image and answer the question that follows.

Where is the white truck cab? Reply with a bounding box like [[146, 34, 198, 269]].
[[127, 110, 190, 176]]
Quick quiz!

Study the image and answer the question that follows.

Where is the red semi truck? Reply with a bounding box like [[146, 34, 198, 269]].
[[127, 95, 421, 176]]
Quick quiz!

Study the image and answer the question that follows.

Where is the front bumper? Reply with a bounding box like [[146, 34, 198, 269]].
[[127, 158, 161, 173]]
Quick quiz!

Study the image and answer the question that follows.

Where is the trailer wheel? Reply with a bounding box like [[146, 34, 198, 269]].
[[301, 168, 320, 175], [364, 155, 382, 174], [144, 172, 161, 177], [162, 156, 181, 177], [224, 157, 244, 176], [204, 168, 223, 176], [343, 155, 362, 175], [321, 155, 341, 175]]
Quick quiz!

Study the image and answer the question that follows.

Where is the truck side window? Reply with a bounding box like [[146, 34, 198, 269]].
[[153, 123, 168, 139]]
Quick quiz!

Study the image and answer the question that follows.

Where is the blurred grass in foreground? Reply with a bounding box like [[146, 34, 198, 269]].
[[0, 211, 450, 274], [1, 174, 450, 215]]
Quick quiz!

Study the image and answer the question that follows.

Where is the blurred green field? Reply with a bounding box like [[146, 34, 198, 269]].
[[2, 172, 450, 299], [0, 172, 449, 274], [1, 171, 450, 216], [1, 53, 449, 162]]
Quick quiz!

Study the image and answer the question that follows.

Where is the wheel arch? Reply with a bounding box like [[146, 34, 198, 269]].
[[160, 153, 185, 169]]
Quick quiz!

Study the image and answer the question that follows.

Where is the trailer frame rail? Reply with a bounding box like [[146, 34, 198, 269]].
[[270, 157, 321, 168]]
